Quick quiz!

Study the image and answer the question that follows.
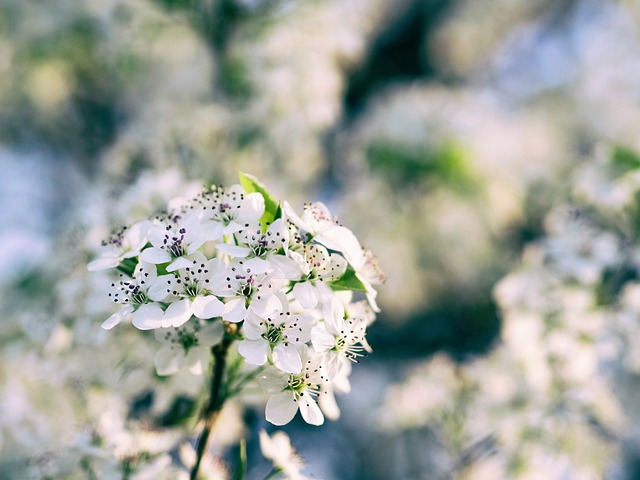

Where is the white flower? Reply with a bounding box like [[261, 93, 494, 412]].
[[102, 262, 170, 330], [259, 350, 327, 426], [217, 218, 299, 278], [285, 201, 384, 311], [154, 319, 225, 376], [88, 220, 150, 271], [290, 243, 346, 309], [191, 184, 265, 235], [152, 252, 225, 328], [140, 214, 221, 272], [239, 304, 314, 373], [311, 298, 369, 377], [209, 258, 284, 322], [259, 430, 311, 480]]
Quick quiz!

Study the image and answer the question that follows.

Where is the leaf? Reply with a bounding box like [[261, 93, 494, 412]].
[[329, 266, 368, 292], [116, 257, 137, 277], [233, 439, 247, 480], [238, 171, 280, 229]]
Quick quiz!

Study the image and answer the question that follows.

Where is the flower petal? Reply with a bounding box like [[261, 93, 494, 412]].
[[101, 305, 134, 330], [147, 275, 174, 302], [265, 392, 298, 426], [258, 367, 290, 393], [299, 394, 324, 426], [186, 347, 209, 375], [216, 243, 251, 258], [238, 339, 269, 366], [131, 304, 164, 330], [139, 247, 172, 264], [222, 297, 247, 322], [311, 324, 335, 353], [155, 346, 185, 376], [198, 321, 225, 346], [292, 281, 318, 309], [242, 314, 265, 340], [162, 299, 193, 328], [87, 253, 119, 272], [273, 344, 302, 374], [191, 295, 224, 319], [250, 294, 282, 318], [166, 256, 193, 272]]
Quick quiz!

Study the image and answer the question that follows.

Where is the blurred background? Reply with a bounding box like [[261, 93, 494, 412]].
[[3, 0, 640, 478]]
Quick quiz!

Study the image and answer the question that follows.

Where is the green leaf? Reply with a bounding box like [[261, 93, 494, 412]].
[[238, 171, 280, 230], [328, 266, 367, 292], [611, 145, 640, 176], [233, 439, 247, 480], [116, 257, 138, 277]]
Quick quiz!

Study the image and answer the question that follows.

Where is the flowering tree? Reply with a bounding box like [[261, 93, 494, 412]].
[[88, 172, 384, 478]]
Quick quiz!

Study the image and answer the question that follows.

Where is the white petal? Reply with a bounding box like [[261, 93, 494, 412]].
[[243, 192, 266, 220], [124, 220, 150, 252], [167, 256, 195, 272], [243, 314, 266, 340], [162, 299, 193, 327], [155, 346, 185, 376], [258, 367, 290, 393], [238, 339, 269, 366], [243, 257, 271, 275], [323, 298, 345, 334], [317, 225, 363, 267], [87, 253, 119, 272], [273, 344, 302, 374], [299, 394, 324, 426], [147, 223, 168, 248], [147, 275, 174, 302], [139, 247, 172, 264], [292, 282, 318, 309], [131, 304, 164, 330], [268, 254, 301, 279], [216, 243, 251, 258], [191, 295, 224, 319], [222, 297, 247, 322], [311, 325, 335, 353], [198, 321, 225, 346], [101, 305, 134, 330], [319, 389, 340, 421], [250, 294, 282, 318], [186, 347, 209, 375], [265, 392, 298, 426]]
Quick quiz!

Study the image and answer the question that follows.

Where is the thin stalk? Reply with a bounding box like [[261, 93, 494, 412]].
[[190, 335, 233, 480]]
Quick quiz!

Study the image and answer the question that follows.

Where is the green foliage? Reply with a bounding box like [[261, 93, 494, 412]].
[[611, 144, 640, 176], [233, 439, 247, 480], [367, 139, 477, 193], [329, 266, 368, 292], [238, 171, 281, 229]]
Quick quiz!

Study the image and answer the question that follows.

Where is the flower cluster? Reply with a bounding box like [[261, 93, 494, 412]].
[[89, 173, 383, 427]]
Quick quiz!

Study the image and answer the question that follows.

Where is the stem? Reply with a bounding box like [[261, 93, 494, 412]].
[[190, 335, 233, 480]]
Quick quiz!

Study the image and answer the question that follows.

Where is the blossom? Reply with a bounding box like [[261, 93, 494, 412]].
[[311, 298, 369, 376], [259, 350, 327, 426], [88, 220, 150, 271], [217, 218, 299, 278], [154, 319, 225, 376], [209, 258, 284, 322], [190, 184, 265, 235], [290, 243, 346, 309], [102, 262, 170, 330], [140, 214, 221, 272], [151, 252, 224, 328], [239, 303, 314, 373], [259, 430, 311, 480]]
